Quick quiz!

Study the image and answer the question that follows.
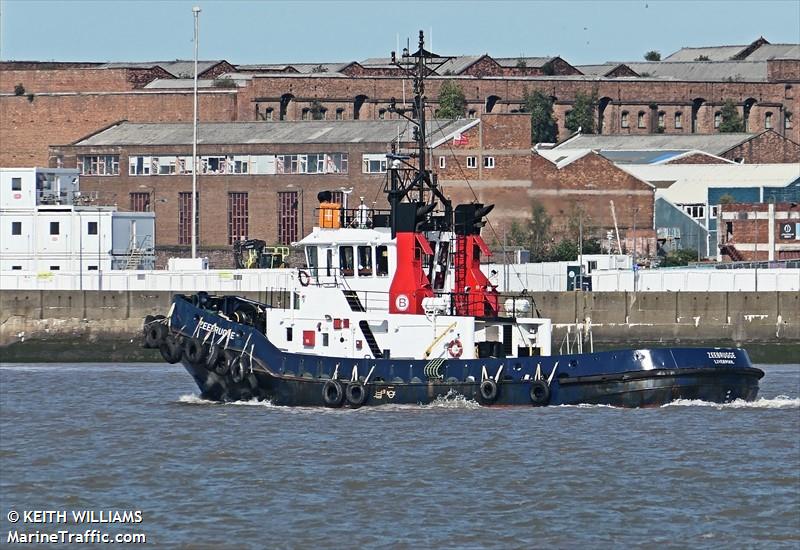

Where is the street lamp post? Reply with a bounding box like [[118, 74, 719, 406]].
[[191, 6, 201, 259]]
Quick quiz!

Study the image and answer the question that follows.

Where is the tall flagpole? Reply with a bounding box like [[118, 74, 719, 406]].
[[191, 6, 201, 258]]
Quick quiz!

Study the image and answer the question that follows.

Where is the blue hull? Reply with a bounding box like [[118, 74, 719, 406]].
[[163, 296, 763, 408]]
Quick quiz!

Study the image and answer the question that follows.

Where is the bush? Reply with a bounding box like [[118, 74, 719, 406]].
[[14, 83, 25, 96], [660, 249, 698, 267]]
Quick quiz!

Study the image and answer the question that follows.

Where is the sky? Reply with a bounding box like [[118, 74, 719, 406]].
[[0, 0, 798, 66]]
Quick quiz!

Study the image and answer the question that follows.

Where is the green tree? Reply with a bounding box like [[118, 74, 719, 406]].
[[437, 80, 466, 119], [528, 200, 553, 261], [660, 249, 697, 267], [644, 50, 661, 61], [565, 90, 597, 134], [14, 83, 25, 96], [523, 90, 558, 144], [309, 100, 326, 120], [718, 99, 744, 132]]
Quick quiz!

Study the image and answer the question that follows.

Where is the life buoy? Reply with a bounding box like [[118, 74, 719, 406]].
[[479, 378, 498, 403], [447, 339, 464, 359], [530, 380, 551, 406], [346, 382, 368, 408], [159, 335, 183, 364], [183, 338, 207, 364], [322, 379, 344, 407], [298, 269, 311, 287]]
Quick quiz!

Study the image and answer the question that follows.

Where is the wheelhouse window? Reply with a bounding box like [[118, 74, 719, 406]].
[[339, 246, 354, 277], [357, 246, 373, 277], [78, 155, 119, 176], [306, 246, 319, 278], [376, 245, 389, 276]]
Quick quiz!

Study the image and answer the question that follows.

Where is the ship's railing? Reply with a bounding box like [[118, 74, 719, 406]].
[[315, 205, 391, 229]]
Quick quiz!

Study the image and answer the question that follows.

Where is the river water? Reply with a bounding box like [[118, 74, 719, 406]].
[[1, 363, 798, 548]]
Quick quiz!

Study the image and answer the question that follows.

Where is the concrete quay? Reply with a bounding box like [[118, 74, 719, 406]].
[[1, 290, 798, 362]]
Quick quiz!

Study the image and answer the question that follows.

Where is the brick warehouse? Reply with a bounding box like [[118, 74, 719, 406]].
[[50, 113, 656, 266], [718, 202, 800, 261], [1, 38, 798, 167]]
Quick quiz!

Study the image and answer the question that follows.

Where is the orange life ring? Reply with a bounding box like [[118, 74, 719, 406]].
[[298, 269, 311, 287], [447, 339, 463, 359]]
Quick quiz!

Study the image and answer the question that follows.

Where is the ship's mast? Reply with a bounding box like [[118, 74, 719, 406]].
[[386, 30, 453, 236]]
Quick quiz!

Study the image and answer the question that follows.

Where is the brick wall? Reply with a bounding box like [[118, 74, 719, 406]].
[[0, 91, 238, 166], [530, 151, 655, 236]]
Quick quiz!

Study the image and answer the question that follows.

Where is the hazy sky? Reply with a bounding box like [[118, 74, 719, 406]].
[[1, 0, 798, 65]]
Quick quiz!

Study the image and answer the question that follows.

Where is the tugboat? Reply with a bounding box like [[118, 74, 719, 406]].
[[144, 32, 763, 407]]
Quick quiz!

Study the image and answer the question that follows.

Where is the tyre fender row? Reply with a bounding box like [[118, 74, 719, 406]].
[[150, 322, 254, 384], [322, 379, 368, 408], [478, 377, 551, 406]]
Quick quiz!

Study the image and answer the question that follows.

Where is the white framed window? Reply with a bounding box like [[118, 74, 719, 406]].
[[675, 112, 683, 129], [637, 112, 646, 128], [466, 156, 477, 169], [78, 155, 119, 176], [483, 156, 495, 169], [362, 153, 388, 174], [657, 112, 665, 128], [714, 112, 721, 129], [621, 111, 629, 128], [438, 156, 446, 169]]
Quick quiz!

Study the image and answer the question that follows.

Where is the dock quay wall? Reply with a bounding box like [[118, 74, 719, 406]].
[[1, 291, 797, 361]]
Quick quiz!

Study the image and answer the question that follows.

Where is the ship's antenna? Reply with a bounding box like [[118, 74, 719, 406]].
[[386, 30, 454, 226]]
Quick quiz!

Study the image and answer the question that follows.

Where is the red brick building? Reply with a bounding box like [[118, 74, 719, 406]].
[[718, 202, 800, 261], [2, 38, 798, 168]]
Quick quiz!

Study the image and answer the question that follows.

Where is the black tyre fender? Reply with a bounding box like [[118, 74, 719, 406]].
[[479, 379, 498, 403], [529, 380, 551, 406], [216, 349, 235, 376], [183, 338, 207, 364], [159, 335, 183, 364], [345, 382, 368, 408], [205, 344, 221, 370], [144, 321, 167, 349], [230, 356, 245, 384], [322, 380, 344, 407]]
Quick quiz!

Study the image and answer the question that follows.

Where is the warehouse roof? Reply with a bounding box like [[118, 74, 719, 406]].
[[622, 61, 769, 81], [554, 133, 760, 155], [72, 119, 474, 146], [621, 163, 800, 203]]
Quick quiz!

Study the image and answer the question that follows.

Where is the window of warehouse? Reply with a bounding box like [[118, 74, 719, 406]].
[[78, 155, 119, 176], [362, 154, 387, 174]]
